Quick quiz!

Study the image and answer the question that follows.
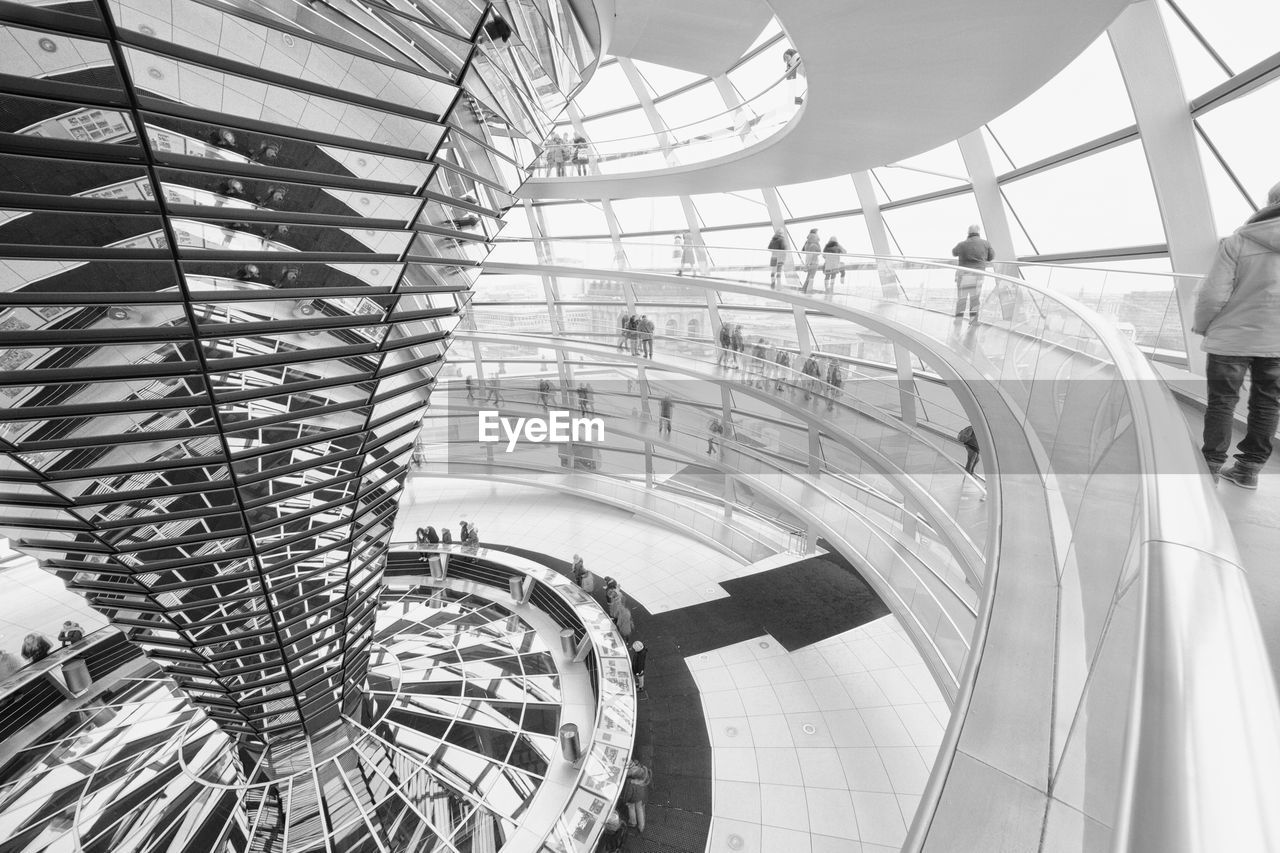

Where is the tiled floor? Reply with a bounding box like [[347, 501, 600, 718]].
[[691, 618, 946, 853], [399, 480, 950, 853]]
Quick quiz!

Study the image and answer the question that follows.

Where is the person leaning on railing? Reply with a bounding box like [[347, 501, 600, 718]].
[[951, 224, 995, 321], [1192, 179, 1280, 490], [822, 237, 847, 294]]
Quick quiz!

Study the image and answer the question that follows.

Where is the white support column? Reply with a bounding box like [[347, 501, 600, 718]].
[[956, 131, 1018, 266], [711, 74, 754, 144], [600, 198, 628, 270], [852, 171, 901, 297], [524, 204, 573, 401], [793, 304, 812, 359], [678, 196, 710, 276], [617, 57, 674, 155], [525, 201, 563, 335], [1109, 0, 1219, 374], [807, 426, 820, 476], [893, 342, 919, 427]]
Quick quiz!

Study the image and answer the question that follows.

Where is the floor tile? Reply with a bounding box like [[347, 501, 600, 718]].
[[738, 684, 784, 716], [787, 712, 835, 748], [869, 668, 923, 705], [694, 666, 737, 693], [810, 835, 862, 853], [858, 707, 914, 748], [807, 676, 855, 710], [775, 682, 821, 714], [710, 716, 754, 748], [879, 746, 930, 794], [759, 783, 809, 831], [754, 747, 804, 786], [849, 791, 907, 847], [761, 825, 814, 853], [896, 704, 944, 747], [728, 659, 771, 689], [836, 747, 893, 793], [797, 748, 848, 789], [821, 710, 874, 748], [759, 655, 806, 684], [707, 817, 763, 853], [713, 747, 759, 783], [703, 689, 747, 719], [714, 780, 762, 823], [805, 788, 859, 840], [747, 714, 794, 748], [840, 672, 891, 709]]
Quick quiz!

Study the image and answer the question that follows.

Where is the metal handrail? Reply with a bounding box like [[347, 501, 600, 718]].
[[470, 251, 1280, 849]]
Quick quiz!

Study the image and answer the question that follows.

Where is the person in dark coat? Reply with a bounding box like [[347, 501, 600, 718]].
[[21, 633, 51, 664], [717, 322, 733, 367], [801, 353, 822, 400], [658, 396, 673, 438], [622, 760, 652, 831], [774, 347, 792, 392], [729, 324, 744, 368], [630, 641, 648, 691], [768, 230, 787, 289], [58, 621, 84, 647], [639, 315, 655, 358], [822, 236, 846, 294], [959, 425, 980, 474], [951, 225, 995, 320], [826, 359, 845, 410]]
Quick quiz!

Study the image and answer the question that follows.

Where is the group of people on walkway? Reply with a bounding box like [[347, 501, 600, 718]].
[[464, 374, 507, 407], [766, 228, 847, 293], [537, 377, 597, 416], [719, 333, 849, 407], [572, 558, 654, 851], [415, 521, 481, 550], [618, 312, 656, 358], [0, 621, 87, 679], [543, 131, 590, 177], [716, 322, 748, 367]]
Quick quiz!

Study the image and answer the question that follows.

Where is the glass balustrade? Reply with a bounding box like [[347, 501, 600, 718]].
[[457, 238, 1277, 850], [528, 73, 807, 177]]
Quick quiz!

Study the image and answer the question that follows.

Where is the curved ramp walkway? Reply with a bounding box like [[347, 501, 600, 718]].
[[461, 256, 1280, 851]]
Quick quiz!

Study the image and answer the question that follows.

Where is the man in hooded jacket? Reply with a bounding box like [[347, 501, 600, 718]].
[[1193, 180, 1280, 489]]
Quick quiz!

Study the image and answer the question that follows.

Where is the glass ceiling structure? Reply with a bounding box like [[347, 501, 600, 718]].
[[516, 0, 1278, 270], [2, 0, 1280, 851]]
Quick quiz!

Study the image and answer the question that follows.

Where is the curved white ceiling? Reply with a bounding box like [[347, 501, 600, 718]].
[[607, 0, 774, 77], [523, 0, 1133, 200]]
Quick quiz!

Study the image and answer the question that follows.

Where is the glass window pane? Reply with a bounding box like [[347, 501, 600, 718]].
[[1197, 78, 1280, 211], [1174, 0, 1280, 72], [988, 37, 1135, 167], [880, 193, 983, 258], [1001, 141, 1165, 255]]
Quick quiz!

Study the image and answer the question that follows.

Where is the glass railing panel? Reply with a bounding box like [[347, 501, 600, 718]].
[[529, 72, 806, 177]]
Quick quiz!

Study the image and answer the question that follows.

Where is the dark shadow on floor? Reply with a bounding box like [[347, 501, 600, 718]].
[[484, 543, 714, 851], [466, 540, 891, 851]]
